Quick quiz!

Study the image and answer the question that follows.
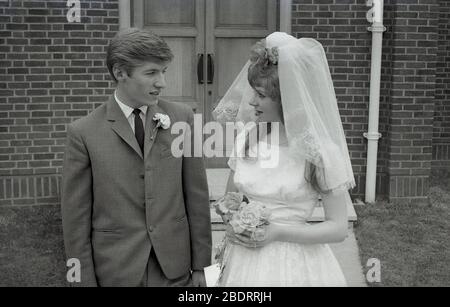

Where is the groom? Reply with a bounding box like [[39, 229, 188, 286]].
[[61, 28, 212, 287]]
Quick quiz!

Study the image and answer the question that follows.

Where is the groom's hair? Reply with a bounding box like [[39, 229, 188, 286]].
[[107, 28, 174, 82]]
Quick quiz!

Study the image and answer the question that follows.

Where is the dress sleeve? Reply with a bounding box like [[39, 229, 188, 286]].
[[314, 142, 352, 195]]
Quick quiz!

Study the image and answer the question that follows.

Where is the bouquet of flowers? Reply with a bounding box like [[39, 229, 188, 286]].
[[214, 192, 271, 242], [228, 200, 271, 242], [213, 192, 245, 222], [206, 192, 270, 286]]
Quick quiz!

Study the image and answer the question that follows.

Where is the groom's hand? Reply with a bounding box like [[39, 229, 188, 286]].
[[192, 270, 207, 287]]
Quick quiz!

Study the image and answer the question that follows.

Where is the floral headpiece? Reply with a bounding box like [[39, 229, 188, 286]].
[[265, 46, 279, 65]]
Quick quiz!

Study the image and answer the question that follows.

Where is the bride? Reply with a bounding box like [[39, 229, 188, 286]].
[[212, 32, 356, 287]]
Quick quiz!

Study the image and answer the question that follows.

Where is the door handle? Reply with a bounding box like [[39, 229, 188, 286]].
[[197, 54, 204, 84], [207, 54, 214, 84]]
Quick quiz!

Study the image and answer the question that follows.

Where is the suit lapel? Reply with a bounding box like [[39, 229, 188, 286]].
[[144, 102, 166, 160], [106, 95, 144, 159]]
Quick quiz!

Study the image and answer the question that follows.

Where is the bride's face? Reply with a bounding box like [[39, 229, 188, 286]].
[[250, 86, 283, 124]]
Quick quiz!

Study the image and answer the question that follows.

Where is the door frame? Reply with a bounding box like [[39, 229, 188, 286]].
[[119, 0, 292, 33]]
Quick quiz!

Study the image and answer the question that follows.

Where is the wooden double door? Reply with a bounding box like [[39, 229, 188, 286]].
[[132, 0, 278, 167]]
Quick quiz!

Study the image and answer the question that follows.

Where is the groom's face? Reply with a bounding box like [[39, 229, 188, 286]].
[[119, 60, 170, 106]]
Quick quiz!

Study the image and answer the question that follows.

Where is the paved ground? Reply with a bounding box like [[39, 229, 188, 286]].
[[328, 227, 367, 287]]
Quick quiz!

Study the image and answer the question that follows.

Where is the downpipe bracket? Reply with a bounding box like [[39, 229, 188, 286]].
[[363, 132, 382, 141], [367, 24, 387, 33]]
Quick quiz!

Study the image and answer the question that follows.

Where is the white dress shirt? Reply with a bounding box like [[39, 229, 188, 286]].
[[114, 91, 148, 133]]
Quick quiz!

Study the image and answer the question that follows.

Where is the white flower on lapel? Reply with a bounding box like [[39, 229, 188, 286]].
[[153, 113, 170, 130]]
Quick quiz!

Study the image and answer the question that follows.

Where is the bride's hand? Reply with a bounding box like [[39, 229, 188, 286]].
[[225, 224, 279, 248]]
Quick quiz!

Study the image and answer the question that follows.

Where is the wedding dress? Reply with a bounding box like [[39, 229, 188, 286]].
[[218, 139, 347, 287]]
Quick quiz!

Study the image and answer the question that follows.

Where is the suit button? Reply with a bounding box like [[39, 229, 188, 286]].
[[148, 226, 154, 232], [140, 174, 144, 179]]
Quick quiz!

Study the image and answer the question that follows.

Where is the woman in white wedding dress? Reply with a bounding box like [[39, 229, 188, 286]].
[[213, 32, 356, 287]]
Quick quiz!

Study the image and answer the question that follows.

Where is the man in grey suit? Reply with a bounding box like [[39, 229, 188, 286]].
[[61, 28, 212, 287]]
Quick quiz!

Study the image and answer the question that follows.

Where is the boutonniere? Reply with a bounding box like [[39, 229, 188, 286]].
[[150, 113, 170, 140], [153, 113, 171, 130]]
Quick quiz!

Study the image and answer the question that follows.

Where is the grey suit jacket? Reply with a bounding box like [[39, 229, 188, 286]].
[[61, 95, 212, 286]]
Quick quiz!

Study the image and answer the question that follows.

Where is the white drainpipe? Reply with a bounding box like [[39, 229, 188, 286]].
[[364, 0, 386, 203]]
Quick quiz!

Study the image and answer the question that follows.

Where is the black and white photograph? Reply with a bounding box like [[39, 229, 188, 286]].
[[0, 0, 449, 289]]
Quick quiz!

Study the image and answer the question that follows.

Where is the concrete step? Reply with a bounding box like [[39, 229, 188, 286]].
[[206, 168, 358, 224]]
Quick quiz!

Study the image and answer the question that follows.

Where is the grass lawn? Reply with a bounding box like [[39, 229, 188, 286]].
[[354, 169, 450, 287], [0, 206, 67, 287]]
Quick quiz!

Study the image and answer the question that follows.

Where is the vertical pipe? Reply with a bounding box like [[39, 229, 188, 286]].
[[365, 0, 386, 203]]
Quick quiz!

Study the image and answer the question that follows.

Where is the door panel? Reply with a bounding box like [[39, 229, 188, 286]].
[[216, 38, 258, 98], [216, 0, 269, 28], [206, 0, 277, 167], [132, 0, 204, 112], [144, 0, 196, 26], [163, 38, 196, 98]]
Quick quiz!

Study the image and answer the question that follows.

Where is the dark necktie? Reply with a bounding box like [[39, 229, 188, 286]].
[[132, 108, 144, 154]]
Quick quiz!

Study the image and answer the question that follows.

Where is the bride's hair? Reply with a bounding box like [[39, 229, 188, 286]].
[[247, 40, 281, 105], [245, 40, 329, 195], [243, 40, 279, 154]]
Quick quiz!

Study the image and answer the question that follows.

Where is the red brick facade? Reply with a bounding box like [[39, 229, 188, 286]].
[[0, 0, 448, 206]]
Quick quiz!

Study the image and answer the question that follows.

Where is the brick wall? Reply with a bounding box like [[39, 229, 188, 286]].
[[384, 0, 439, 201], [0, 0, 118, 206], [433, 0, 450, 169]]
